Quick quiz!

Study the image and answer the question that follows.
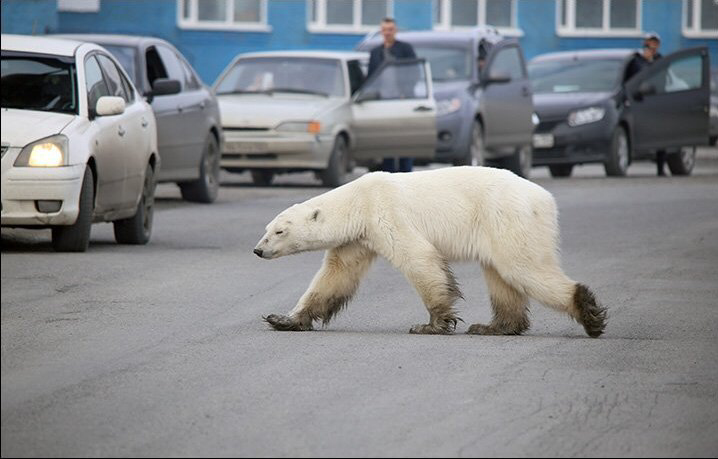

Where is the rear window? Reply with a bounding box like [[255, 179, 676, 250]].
[[0, 52, 78, 114]]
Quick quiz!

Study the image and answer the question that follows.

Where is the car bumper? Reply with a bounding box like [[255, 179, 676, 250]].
[[532, 117, 614, 166], [221, 131, 334, 170], [1, 153, 85, 226]]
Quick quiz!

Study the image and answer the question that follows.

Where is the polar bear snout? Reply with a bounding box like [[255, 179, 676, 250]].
[[253, 248, 264, 258]]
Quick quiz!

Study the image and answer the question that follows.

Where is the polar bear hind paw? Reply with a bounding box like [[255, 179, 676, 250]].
[[264, 314, 313, 331]]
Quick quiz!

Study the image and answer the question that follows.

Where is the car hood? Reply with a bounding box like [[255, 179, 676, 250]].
[[217, 95, 340, 129], [532, 92, 612, 119], [1, 109, 76, 148]]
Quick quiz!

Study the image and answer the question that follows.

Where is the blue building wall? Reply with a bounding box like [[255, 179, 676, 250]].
[[1, 0, 716, 84]]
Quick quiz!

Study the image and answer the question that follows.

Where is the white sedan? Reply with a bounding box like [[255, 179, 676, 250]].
[[1, 34, 159, 251]]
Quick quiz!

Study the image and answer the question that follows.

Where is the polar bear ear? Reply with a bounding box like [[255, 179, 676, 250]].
[[310, 208, 321, 222]]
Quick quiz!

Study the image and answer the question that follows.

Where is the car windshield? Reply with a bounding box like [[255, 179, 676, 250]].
[[1, 53, 78, 114], [529, 58, 623, 94], [413, 45, 472, 82], [102, 45, 137, 85], [215, 57, 344, 97]]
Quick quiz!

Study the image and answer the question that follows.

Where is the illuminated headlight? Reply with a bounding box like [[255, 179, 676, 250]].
[[568, 107, 605, 127], [710, 105, 718, 118], [436, 98, 462, 116], [532, 112, 540, 126], [276, 121, 321, 134], [14, 135, 68, 167]]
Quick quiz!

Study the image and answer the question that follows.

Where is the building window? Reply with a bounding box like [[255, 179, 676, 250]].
[[433, 0, 520, 36], [178, 0, 270, 31], [683, 0, 718, 37], [58, 0, 100, 12], [308, 0, 393, 33], [557, 0, 642, 36]]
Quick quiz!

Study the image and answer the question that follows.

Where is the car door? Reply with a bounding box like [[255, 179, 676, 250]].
[[625, 47, 710, 151], [84, 54, 126, 213], [479, 40, 534, 149], [96, 53, 149, 208], [350, 58, 436, 160]]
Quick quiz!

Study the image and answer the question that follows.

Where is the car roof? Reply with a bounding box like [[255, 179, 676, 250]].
[[52, 33, 170, 48], [357, 27, 504, 49], [530, 48, 636, 63], [1, 33, 84, 56], [235, 50, 368, 61]]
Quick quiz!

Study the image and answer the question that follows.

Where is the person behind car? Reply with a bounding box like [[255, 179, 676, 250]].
[[625, 32, 667, 176], [368, 17, 417, 173]]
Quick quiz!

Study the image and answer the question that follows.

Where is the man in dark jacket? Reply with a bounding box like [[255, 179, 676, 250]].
[[368, 17, 417, 173]]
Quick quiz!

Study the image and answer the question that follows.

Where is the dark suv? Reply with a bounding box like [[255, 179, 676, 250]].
[[357, 27, 535, 178]]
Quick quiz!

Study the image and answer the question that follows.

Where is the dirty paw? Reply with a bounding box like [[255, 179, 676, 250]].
[[409, 323, 454, 335], [263, 314, 313, 331]]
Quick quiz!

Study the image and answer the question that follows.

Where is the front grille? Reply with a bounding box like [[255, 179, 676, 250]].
[[536, 119, 564, 133]]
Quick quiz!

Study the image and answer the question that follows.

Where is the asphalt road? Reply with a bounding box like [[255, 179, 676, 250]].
[[2, 149, 718, 457]]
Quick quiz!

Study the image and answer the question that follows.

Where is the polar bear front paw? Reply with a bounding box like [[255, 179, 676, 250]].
[[263, 314, 313, 331], [409, 323, 454, 335]]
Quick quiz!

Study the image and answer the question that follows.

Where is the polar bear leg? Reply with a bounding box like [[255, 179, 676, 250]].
[[264, 243, 376, 331], [468, 264, 530, 335], [388, 240, 462, 334]]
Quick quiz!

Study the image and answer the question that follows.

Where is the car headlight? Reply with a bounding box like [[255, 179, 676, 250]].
[[436, 98, 462, 117], [710, 105, 718, 118], [567, 107, 605, 127], [276, 121, 321, 134], [14, 135, 69, 167], [532, 112, 540, 126]]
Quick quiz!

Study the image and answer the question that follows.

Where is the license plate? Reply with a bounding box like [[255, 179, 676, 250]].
[[532, 134, 554, 149], [225, 142, 268, 154]]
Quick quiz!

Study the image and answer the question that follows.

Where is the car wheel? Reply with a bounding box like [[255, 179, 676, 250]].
[[666, 146, 696, 176], [454, 120, 484, 166], [605, 126, 630, 177], [488, 144, 532, 179], [52, 166, 94, 252], [319, 135, 349, 187], [251, 169, 275, 186], [179, 134, 220, 203], [113, 163, 155, 245], [549, 164, 574, 178]]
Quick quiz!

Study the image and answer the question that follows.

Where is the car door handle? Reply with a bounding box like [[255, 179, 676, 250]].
[[118, 126, 126, 137], [413, 105, 434, 112], [141, 118, 149, 128], [199, 101, 206, 110]]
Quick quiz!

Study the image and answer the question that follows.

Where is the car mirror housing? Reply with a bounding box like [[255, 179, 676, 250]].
[[95, 96, 126, 117], [151, 78, 182, 97]]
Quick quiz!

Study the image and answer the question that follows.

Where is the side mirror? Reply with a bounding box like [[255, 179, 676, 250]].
[[633, 81, 656, 101], [485, 70, 511, 85], [95, 96, 126, 116], [354, 89, 380, 103], [151, 78, 182, 97]]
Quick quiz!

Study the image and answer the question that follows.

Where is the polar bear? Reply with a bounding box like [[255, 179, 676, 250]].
[[254, 167, 607, 338]]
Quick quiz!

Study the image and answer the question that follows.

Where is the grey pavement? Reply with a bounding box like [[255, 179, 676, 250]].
[[2, 148, 718, 457]]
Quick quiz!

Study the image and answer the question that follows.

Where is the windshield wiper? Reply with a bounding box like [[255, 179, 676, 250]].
[[215, 89, 272, 95], [268, 87, 329, 97]]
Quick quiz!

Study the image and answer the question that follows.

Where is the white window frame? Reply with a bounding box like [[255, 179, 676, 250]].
[[432, 0, 523, 37], [556, 0, 644, 37], [682, 0, 718, 38], [308, 0, 394, 34], [177, 0, 271, 32], [58, 0, 100, 12]]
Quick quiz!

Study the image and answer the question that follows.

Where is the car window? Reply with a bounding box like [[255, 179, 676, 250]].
[[413, 45, 472, 82], [528, 59, 623, 94], [179, 56, 201, 90], [643, 54, 703, 95], [490, 46, 524, 80], [347, 59, 365, 95], [85, 55, 110, 114], [0, 54, 78, 114], [96, 54, 128, 101], [102, 45, 138, 85], [146, 46, 168, 88], [155, 45, 186, 91], [360, 60, 428, 101]]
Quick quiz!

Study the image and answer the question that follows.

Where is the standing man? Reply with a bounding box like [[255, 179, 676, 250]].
[[625, 32, 667, 176], [368, 17, 417, 173]]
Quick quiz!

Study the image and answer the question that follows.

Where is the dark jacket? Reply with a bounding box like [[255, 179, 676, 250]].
[[367, 40, 417, 77], [624, 51, 662, 82]]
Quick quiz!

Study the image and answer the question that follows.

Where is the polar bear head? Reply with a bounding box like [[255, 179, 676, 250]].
[[253, 202, 327, 259]]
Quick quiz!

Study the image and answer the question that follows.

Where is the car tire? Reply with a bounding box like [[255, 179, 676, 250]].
[[319, 135, 349, 187], [179, 134, 220, 203], [549, 164, 574, 178], [51, 166, 94, 252], [666, 146, 696, 176], [454, 120, 484, 167], [605, 126, 630, 177], [488, 144, 532, 179], [113, 163, 155, 245], [251, 169, 275, 186]]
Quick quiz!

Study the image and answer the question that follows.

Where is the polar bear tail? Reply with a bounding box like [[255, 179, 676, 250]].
[[573, 284, 607, 338]]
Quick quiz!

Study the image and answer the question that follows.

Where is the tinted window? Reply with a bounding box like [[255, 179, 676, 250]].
[[156, 45, 186, 91], [347, 59, 365, 95], [102, 45, 137, 84], [529, 58, 623, 94], [85, 55, 110, 114], [360, 60, 428, 100], [146, 46, 168, 88], [0, 54, 77, 114], [96, 54, 128, 101], [643, 55, 703, 94], [490, 46, 524, 80]]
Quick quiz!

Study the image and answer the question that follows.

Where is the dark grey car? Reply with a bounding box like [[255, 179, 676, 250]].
[[357, 27, 535, 178], [529, 48, 711, 177], [57, 34, 223, 202]]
